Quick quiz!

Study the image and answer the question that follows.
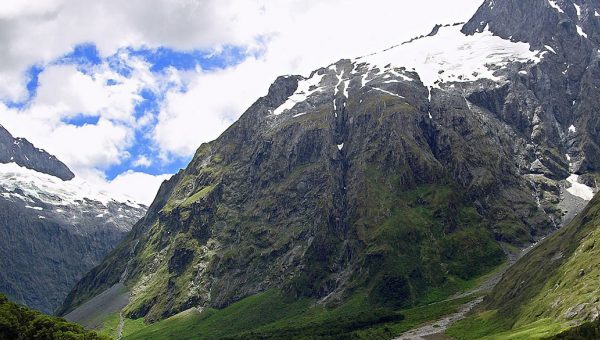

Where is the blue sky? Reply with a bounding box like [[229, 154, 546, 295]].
[[0, 0, 482, 204], [12, 43, 254, 180]]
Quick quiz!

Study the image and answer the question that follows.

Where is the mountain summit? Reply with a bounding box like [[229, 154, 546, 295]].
[[0, 125, 74, 181]]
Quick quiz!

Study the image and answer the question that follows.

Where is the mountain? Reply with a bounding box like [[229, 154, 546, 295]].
[[59, 0, 599, 337], [0, 126, 147, 314], [0, 125, 74, 181]]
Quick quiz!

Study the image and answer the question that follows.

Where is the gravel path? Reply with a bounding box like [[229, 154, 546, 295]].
[[395, 297, 484, 340], [117, 312, 125, 340]]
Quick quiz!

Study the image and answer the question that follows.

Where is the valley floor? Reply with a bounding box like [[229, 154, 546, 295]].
[[89, 260, 510, 339]]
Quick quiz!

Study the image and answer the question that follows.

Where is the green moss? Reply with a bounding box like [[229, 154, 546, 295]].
[[121, 317, 147, 338], [124, 290, 312, 339], [552, 317, 600, 339], [448, 314, 566, 340], [98, 312, 120, 338], [355, 169, 504, 308], [180, 185, 215, 208]]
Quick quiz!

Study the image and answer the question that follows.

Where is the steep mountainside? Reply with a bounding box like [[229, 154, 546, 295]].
[[0, 126, 147, 314], [60, 0, 599, 335], [447, 192, 600, 339]]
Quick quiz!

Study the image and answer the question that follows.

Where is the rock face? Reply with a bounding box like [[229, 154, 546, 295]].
[[60, 0, 599, 325], [0, 125, 74, 181], [0, 128, 147, 314]]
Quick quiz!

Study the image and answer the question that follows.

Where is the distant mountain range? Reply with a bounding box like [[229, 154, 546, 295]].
[[0, 124, 148, 314]]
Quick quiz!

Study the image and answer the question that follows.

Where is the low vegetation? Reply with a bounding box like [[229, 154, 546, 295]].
[[122, 289, 480, 339], [0, 293, 107, 340]]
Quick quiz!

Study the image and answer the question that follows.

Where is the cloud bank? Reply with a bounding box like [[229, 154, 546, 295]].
[[0, 0, 483, 204]]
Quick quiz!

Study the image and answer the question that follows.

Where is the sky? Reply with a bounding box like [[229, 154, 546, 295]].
[[0, 0, 483, 205]]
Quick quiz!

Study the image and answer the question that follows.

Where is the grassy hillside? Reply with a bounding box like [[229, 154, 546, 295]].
[[94, 262, 503, 339], [119, 289, 481, 339], [0, 293, 107, 339], [447, 193, 600, 339]]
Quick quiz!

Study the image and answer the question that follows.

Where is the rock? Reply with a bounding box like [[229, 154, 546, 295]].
[[564, 304, 587, 320], [0, 125, 74, 180]]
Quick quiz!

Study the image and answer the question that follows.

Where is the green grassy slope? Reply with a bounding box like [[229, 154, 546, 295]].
[[120, 255, 504, 339], [122, 288, 482, 339], [447, 193, 600, 339]]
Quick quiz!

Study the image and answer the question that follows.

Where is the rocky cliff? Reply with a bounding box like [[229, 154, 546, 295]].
[[60, 0, 599, 330]]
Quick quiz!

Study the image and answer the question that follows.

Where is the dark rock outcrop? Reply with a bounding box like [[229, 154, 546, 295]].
[[0, 125, 74, 180]]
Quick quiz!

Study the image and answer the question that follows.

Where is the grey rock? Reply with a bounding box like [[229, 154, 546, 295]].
[[0, 125, 74, 180]]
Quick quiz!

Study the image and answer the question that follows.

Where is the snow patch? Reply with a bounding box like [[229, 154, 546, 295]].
[[566, 174, 595, 201], [544, 45, 557, 54], [548, 0, 564, 13], [388, 68, 413, 82], [0, 162, 143, 208], [576, 25, 588, 38], [343, 79, 350, 99], [427, 87, 433, 119], [25, 205, 43, 211], [569, 124, 576, 133], [371, 87, 405, 98], [337, 143, 344, 150], [358, 26, 540, 88], [574, 3, 581, 17], [360, 71, 370, 87], [273, 74, 324, 115]]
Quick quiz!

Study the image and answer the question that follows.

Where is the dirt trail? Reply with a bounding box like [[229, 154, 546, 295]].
[[116, 312, 125, 340], [396, 297, 483, 340]]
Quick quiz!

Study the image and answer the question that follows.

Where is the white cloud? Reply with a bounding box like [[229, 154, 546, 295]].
[[151, 0, 483, 158], [106, 170, 172, 205], [0, 59, 154, 172], [0, 0, 269, 102], [0, 0, 482, 103], [133, 155, 152, 168], [0, 0, 485, 202]]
